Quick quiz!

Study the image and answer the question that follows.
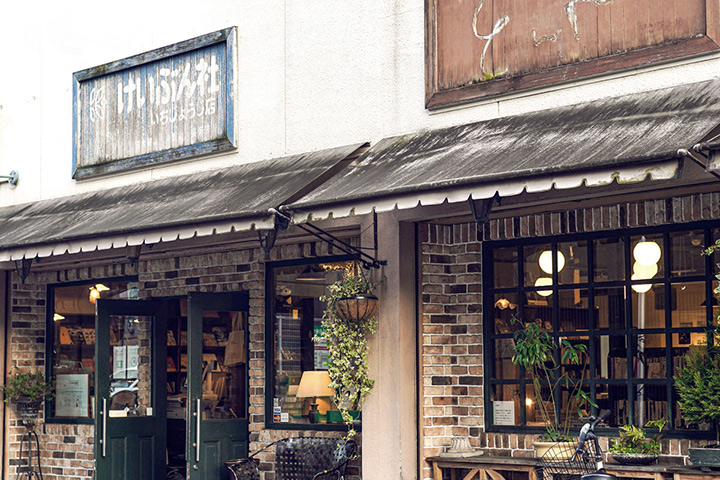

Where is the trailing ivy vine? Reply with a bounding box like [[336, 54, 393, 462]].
[[316, 270, 383, 439]]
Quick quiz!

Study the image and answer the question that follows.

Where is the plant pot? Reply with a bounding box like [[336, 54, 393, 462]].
[[610, 453, 658, 465], [12, 397, 43, 428], [689, 446, 720, 471], [334, 296, 379, 322], [533, 441, 575, 460]]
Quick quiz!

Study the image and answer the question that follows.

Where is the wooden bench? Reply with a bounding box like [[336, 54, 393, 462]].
[[426, 455, 720, 480]]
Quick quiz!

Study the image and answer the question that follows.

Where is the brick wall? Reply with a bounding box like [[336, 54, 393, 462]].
[[420, 191, 720, 480], [5, 238, 360, 480]]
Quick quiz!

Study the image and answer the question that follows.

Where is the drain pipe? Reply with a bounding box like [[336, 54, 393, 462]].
[[677, 148, 720, 181]]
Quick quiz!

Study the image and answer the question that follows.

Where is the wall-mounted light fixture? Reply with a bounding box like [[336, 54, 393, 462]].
[[89, 284, 110, 304], [0, 171, 19, 186]]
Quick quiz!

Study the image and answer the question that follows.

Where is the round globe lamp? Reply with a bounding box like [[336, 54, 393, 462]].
[[535, 277, 553, 297], [539, 250, 565, 274], [631, 274, 652, 293], [633, 239, 661, 266]]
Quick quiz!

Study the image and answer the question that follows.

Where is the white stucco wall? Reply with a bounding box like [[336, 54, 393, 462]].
[[1, 0, 719, 204]]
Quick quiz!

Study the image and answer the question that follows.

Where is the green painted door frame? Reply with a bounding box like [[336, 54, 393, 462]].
[[95, 299, 168, 480], [186, 291, 250, 479]]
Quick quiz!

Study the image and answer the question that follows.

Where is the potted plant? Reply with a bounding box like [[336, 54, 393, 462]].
[[2, 369, 54, 428], [674, 239, 720, 470], [316, 268, 383, 439], [608, 419, 666, 465], [511, 317, 595, 457]]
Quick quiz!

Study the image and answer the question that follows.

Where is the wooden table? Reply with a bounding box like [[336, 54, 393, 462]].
[[426, 455, 720, 480], [427, 455, 538, 480]]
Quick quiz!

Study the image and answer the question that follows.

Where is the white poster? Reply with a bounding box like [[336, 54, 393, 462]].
[[55, 374, 90, 417], [493, 400, 516, 426], [127, 345, 139, 379], [113, 345, 127, 379]]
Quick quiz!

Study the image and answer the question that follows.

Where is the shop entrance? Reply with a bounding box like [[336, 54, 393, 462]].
[[94, 292, 250, 480]]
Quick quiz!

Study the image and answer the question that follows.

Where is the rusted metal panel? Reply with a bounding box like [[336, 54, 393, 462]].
[[427, 0, 719, 109], [297, 78, 720, 209], [72, 27, 237, 179]]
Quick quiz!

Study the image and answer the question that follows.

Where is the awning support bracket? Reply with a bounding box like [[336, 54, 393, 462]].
[[264, 207, 387, 270], [0, 171, 19, 186], [14, 258, 33, 284], [469, 192, 500, 227], [680, 147, 720, 180]]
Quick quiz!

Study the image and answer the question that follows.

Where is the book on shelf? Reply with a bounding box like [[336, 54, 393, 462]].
[[180, 332, 188, 346], [203, 332, 217, 347], [167, 330, 177, 346], [180, 354, 188, 371], [212, 327, 229, 347], [81, 358, 95, 370], [59, 326, 73, 345], [81, 328, 96, 345], [167, 356, 177, 372]]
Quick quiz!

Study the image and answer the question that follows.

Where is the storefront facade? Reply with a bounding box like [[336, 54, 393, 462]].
[[1, 2, 720, 480]]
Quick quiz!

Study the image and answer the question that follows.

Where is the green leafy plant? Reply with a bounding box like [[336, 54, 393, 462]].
[[608, 419, 667, 455], [674, 240, 720, 446], [511, 317, 595, 442], [2, 369, 54, 403], [316, 269, 383, 440]]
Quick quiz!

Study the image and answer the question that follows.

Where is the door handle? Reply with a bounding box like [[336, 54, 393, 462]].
[[101, 398, 107, 458], [195, 398, 201, 462]]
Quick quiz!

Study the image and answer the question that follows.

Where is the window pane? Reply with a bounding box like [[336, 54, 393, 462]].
[[494, 338, 519, 379], [559, 289, 589, 331], [52, 281, 138, 419], [524, 244, 552, 288], [108, 314, 153, 416], [559, 241, 588, 285], [560, 336, 589, 379], [670, 230, 705, 277], [631, 334, 666, 379], [631, 284, 664, 329], [596, 384, 626, 427], [494, 247, 518, 288], [594, 238, 625, 282], [493, 293, 520, 334], [671, 333, 705, 376], [602, 335, 629, 380], [635, 384, 667, 426], [201, 309, 246, 419], [523, 294, 552, 332], [492, 384, 520, 426], [271, 260, 353, 425], [631, 234, 664, 279], [671, 282, 707, 329], [595, 287, 626, 330]]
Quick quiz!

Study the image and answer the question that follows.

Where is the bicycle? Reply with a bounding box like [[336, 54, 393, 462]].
[[535, 410, 618, 480]]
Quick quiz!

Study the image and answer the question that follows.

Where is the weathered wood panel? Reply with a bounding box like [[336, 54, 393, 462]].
[[427, 0, 719, 109], [72, 27, 236, 179]]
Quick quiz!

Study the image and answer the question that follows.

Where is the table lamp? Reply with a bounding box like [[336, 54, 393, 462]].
[[295, 370, 334, 423]]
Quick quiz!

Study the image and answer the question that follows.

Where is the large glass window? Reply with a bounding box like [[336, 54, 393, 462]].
[[266, 257, 357, 428], [485, 226, 718, 435], [47, 279, 138, 422]]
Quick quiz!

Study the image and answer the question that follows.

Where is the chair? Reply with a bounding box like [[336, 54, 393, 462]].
[[225, 437, 357, 480]]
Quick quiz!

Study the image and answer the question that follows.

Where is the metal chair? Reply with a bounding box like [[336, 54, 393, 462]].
[[225, 437, 357, 480]]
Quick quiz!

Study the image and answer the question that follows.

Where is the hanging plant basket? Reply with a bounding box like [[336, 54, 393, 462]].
[[334, 295, 379, 322]]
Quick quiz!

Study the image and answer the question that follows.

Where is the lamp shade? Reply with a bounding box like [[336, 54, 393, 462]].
[[535, 277, 553, 297], [295, 371, 334, 399]]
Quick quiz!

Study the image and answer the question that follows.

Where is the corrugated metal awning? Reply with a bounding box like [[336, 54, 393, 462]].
[[0, 144, 366, 262], [287, 79, 720, 221]]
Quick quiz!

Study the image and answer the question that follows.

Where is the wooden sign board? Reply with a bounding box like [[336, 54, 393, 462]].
[[72, 27, 237, 179], [426, 0, 720, 109]]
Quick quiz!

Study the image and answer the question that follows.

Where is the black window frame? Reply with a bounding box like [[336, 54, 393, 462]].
[[45, 275, 138, 424], [483, 221, 719, 439], [264, 255, 361, 432]]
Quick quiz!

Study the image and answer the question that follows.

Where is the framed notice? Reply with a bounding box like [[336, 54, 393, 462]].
[[55, 374, 90, 418], [493, 400, 515, 426]]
